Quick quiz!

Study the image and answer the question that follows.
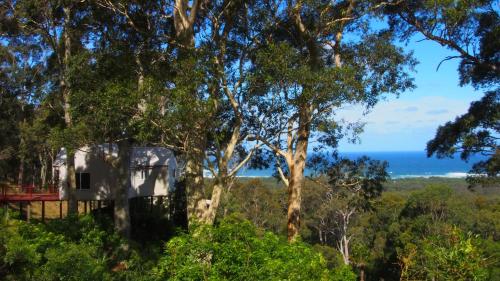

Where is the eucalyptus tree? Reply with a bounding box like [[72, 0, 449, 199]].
[[248, 0, 415, 241], [0, 47, 23, 183], [100, 0, 211, 225], [385, 0, 499, 185], [167, 0, 211, 224], [197, 0, 270, 225], [1, 0, 92, 213], [0, 62, 22, 181], [0, 37, 55, 188], [132, 0, 261, 225], [324, 157, 388, 267], [76, 0, 172, 239], [0, 6, 49, 187]]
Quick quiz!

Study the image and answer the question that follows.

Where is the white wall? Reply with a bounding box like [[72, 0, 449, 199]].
[[54, 146, 176, 200]]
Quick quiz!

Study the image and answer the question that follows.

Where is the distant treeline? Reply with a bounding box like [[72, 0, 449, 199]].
[[1, 178, 498, 280]]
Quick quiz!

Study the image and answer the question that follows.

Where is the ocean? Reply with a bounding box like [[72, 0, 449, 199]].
[[237, 151, 488, 179]]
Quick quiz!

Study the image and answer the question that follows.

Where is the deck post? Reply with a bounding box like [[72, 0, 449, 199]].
[[84, 201, 88, 214], [41, 201, 45, 222], [68, 200, 76, 215], [59, 201, 63, 219], [158, 196, 163, 208], [150, 196, 154, 213], [19, 202, 23, 220], [3, 202, 8, 220], [98, 200, 102, 212], [26, 203, 31, 222]]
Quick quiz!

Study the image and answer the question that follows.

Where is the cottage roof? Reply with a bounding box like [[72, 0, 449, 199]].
[[53, 145, 174, 167]]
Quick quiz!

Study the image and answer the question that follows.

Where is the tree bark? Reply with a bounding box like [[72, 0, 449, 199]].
[[114, 140, 131, 241], [287, 165, 304, 241], [66, 151, 78, 214], [40, 153, 47, 187], [359, 264, 366, 281], [287, 106, 311, 242], [185, 135, 207, 224], [204, 180, 224, 224], [17, 161, 24, 187], [61, 5, 78, 215], [338, 208, 354, 265], [173, 0, 206, 228]]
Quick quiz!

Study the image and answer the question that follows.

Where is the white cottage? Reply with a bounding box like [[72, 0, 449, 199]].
[[53, 145, 177, 201]]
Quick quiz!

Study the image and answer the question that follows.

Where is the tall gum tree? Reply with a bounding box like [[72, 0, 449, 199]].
[[0, 27, 47, 187], [1, 0, 90, 214], [171, 0, 216, 225], [129, 0, 209, 225], [249, 0, 416, 241], [201, 0, 264, 224], [137, 0, 235, 226], [91, 0, 172, 238], [140, 0, 259, 225]]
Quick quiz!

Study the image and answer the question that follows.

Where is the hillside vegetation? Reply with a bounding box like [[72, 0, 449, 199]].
[[1, 178, 498, 280]]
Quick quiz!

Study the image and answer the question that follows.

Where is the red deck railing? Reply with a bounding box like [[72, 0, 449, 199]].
[[0, 184, 60, 202]]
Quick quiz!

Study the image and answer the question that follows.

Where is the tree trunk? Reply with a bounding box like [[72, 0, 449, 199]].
[[40, 153, 47, 187], [114, 140, 131, 240], [66, 151, 78, 214], [286, 106, 311, 242], [204, 180, 224, 225], [173, 0, 206, 228], [338, 208, 353, 265], [342, 235, 350, 265], [17, 160, 24, 187], [359, 264, 366, 281], [61, 5, 78, 214], [287, 166, 304, 241], [185, 145, 206, 224]]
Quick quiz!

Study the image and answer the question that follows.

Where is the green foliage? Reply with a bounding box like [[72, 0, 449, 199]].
[[386, 0, 499, 88], [38, 243, 110, 281], [427, 90, 499, 187], [330, 265, 357, 281], [400, 227, 488, 281], [386, 0, 499, 184], [0, 91, 21, 180], [0, 215, 127, 281], [402, 184, 454, 220], [155, 216, 353, 281], [393, 185, 498, 281], [227, 178, 500, 280], [221, 179, 287, 235]]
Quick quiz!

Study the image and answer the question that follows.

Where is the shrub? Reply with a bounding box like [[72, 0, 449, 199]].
[[0, 216, 120, 281], [399, 226, 489, 281], [37, 243, 110, 281], [154, 216, 354, 280]]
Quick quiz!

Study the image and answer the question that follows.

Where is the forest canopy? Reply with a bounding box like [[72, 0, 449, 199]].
[[0, 0, 498, 280]]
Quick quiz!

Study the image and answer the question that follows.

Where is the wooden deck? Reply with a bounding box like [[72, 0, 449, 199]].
[[0, 184, 60, 202]]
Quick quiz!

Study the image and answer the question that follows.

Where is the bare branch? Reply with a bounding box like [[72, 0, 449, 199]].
[[276, 156, 290, 187]]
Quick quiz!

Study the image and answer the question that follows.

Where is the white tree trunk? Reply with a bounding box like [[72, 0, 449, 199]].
[[114, 140, 131, 240]]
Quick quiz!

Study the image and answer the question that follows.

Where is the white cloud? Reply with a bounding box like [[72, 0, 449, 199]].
[[336, 96, 473, 135]]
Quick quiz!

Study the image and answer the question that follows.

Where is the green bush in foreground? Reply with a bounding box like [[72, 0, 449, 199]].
[[0, 216, 115, 281], [399, 226, 489, 281], [155, 216, 355, 281]]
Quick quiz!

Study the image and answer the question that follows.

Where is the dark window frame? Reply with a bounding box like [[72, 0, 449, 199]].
[[75, 172, 90, 189]]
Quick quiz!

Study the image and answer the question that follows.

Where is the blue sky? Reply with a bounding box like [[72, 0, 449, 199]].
[[337, 37, 483, 152]]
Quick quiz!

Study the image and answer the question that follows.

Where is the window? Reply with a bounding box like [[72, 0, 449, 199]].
[[75, 173, 90, 189]]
